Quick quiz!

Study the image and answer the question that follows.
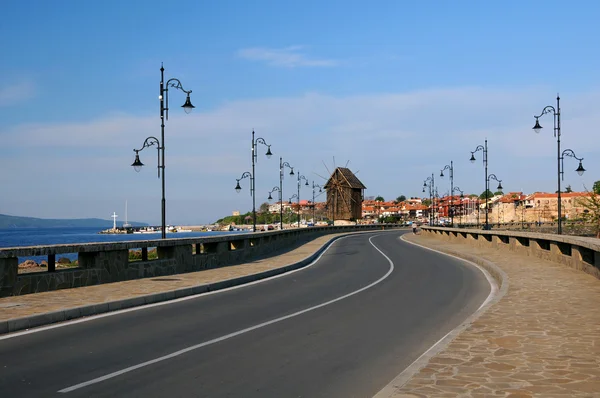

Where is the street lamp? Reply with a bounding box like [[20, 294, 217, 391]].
[[532, 95, 584, 234], [470, 140, 494, 230], [452, 186, 464, 226], [132, 64, 194, 239], [423, 174, 435, 226], [267, 186, 281, 228], [312, 182, 323, 223], [296, 173, 309, 227], [249, 131, 273, 232], [279, 157, 294, 230], [234, 171, 254, 229], [440, 161, 454, 226]]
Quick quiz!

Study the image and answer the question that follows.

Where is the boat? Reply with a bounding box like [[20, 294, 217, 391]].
[[134, 227, 159, 234], [167, 225, 192, 233]]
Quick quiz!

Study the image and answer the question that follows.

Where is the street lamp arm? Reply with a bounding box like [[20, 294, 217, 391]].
[[254, 137, 271, 147], [534, 105, 557, 118], [237, 171, 253, 181], [165, 78, 192, 95], [561, 149, 583, 162], [269, 186, 281, 193], [487, 174, 502, 183], [135, 136, 161, 152], [281, 162, 294, 171]]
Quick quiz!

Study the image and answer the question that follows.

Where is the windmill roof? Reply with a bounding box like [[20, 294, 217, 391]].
[[324, 167, 367, 190]]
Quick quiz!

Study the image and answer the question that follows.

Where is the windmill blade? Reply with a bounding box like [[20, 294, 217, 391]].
[[345, 160, 350, 168], [314, 172, 329, 181], [333, 156, 336, 169], [322, 160, 331, 176]]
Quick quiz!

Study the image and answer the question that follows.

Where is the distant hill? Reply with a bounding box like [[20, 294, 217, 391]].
[[0, 214, 149, 228]]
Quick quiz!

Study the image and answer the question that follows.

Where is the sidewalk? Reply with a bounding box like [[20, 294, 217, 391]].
[[386, 233, 600, 397], [0, 232, 349, 334]]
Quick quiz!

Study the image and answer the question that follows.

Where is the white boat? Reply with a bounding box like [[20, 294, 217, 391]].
[[167, 226, 192, 233], [134, 227, 158, 234]]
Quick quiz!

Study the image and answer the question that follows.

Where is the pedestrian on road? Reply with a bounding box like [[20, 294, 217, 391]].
[[412, 223, 418, 234]]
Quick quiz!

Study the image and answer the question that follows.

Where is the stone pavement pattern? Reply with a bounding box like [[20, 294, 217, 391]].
[[0, 233, 346, 323], [392, 233, 600, 398]]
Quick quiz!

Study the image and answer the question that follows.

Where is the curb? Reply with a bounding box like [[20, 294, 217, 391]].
[[374, 234, 509, 397], [0, 230, 394, 335]]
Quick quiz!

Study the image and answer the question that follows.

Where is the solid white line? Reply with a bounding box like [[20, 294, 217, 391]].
[[1, 234, 365, 341], [58, 234, 395, 393]]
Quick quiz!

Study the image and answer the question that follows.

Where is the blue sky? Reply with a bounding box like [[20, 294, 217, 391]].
[[1, 0, 599, 225]]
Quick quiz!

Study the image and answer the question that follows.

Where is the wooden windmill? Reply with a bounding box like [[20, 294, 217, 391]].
[[324, 167, 366, 222]]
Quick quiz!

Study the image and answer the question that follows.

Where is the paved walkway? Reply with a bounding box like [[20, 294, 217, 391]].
[[388, 233, 600, 398], [0, 233, 347, 323]]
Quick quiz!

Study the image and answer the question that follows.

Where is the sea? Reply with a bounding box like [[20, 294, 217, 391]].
[[0, 227, 248, 262]]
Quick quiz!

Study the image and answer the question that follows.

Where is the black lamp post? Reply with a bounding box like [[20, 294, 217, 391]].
[[132, 64, 194, 239], [234, 171, 254, 229], [452, 186, 464, 226], [532, 97, 585, 234], [470, 140, 492, 230], [312, 182, 323, 223], [279, 157, 294, 230], [249, 130, 273, 232], [423, 174, 434, 226], [267, 186, 281, 228], [296, 173, 309, 227], [440, 161, 454, 226]]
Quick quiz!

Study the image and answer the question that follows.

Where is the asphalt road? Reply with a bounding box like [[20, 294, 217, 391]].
[[0, 231, 490, 398]]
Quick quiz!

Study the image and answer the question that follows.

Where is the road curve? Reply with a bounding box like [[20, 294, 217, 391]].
[[0, 231, 490, 397]]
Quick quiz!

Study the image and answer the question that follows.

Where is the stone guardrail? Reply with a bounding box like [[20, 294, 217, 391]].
[[0, 224, 400, 297], [421, 226, 600, 280]]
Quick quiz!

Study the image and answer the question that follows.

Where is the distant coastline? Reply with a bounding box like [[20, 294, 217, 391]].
[[0, 213, 148, 229]]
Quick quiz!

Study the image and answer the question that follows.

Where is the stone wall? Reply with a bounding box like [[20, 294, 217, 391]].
[[422, 227, 600, 280], [0, 225, 397, 297]]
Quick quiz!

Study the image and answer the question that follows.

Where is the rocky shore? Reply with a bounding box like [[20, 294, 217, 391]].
[[18, 258, 77, 273]]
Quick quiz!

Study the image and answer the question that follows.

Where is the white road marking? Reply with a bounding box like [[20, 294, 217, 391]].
[[372, 234, 501, 397], [58, 234, 395, 393], [1, 233, 367, 341]]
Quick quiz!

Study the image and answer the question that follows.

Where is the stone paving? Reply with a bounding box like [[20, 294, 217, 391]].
[[389, 233, 600, 398], [0, 233, 346, 323]]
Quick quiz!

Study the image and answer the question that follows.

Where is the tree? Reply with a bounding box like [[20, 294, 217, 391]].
[[565, 185, 573, 193], [576, 190, 600, 238], [375, 196, 385, 202], [396, 195, 406, 203], [479, 190, 493, 200], [593, 180, 600, 195], [494, 191, 504, 196], [422, 199, 432, 206], [259, 202, 270, 213]]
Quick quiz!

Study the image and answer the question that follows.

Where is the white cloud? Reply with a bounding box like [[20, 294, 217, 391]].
[[0, 80, 36, 106], [236, 46, 338, 68], [1, 86, 599, 224]]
